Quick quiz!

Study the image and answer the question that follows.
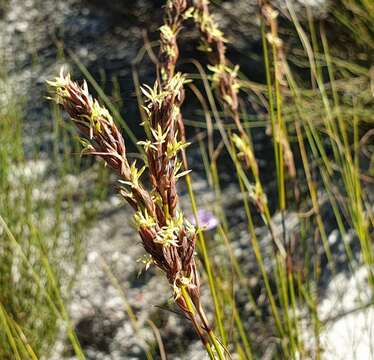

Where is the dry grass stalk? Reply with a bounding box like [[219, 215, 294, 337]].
[[260, 0, 297, 180], [47, 68, 203, 314], [48, 67, 227, 357], [48, 28, 225, 356], [48, 68, 202, 310], [189, 1, 291, 259], [160, 0, 188, 80], [47, 2, 231, 357], [159, 0, 190, 169], [190, 1, 263, 182], [191, 0, 243, 131], [190, 0, 275, 220], [157, 3, 228, 357]]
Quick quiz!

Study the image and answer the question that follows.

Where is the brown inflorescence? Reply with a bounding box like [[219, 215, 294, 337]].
[[48, 70, 200, 315], [190, 0, 259, 174], [49, 2, 229, 357]]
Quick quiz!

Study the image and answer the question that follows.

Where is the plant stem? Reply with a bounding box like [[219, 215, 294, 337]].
[[181, 287, 216, 360]]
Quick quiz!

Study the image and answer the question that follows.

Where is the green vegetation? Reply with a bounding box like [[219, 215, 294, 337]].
[[0, 62, 108, 358], [0, 0, 373, 359]]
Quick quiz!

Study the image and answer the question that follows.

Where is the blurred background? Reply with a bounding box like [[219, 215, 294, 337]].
[[0, 0, 373, 359]]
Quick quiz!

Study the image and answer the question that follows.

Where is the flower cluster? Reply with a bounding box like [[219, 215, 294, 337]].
[[48, 70, 200, 314], [191, 1, 237, 85], [160, 0, 188, 80], [191, 0, 250, 163]]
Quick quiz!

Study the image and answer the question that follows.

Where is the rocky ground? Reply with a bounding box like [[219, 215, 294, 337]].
[[1, 0, 373, 359]]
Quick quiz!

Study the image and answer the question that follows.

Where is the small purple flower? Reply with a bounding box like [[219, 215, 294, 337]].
[[190, 209, 219, 231]]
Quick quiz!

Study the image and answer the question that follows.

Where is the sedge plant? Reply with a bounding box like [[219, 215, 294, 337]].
[[48, 64, 227, 358]]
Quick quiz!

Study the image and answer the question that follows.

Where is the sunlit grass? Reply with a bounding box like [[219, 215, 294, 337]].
[[0, 0, 373, 359]]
